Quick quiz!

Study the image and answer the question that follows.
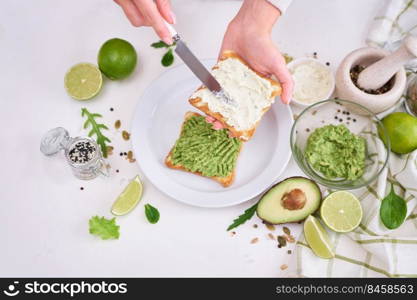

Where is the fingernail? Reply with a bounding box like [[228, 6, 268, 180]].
[[170, 12, 177, 24], [162, 36, 173, 45]]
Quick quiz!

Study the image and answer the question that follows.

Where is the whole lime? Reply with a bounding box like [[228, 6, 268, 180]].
[[98, 38, 137, 80], [378, 112, 417, 154]]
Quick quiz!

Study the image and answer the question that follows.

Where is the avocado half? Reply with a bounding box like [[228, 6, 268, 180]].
[[256, 177, 321, 224]]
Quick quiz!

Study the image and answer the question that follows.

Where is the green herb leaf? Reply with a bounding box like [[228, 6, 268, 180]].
[[81, 108, 111, 158], [380, 184, 407, 230], [161, 49, 174, 67], [227, 203, 258, 231], [89, 216, 120, 240], [144, 204, 160, 224], [151, 40, 169, 48]]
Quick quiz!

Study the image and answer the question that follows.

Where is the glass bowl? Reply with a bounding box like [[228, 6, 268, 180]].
[[290, 99, 390, 190]]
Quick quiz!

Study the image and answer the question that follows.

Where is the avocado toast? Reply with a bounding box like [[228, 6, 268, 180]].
[[165, 112, 243, 187]]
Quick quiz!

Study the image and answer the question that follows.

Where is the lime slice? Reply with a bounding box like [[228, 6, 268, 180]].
[[320, 191, 362, 233], [64, 63, 102, 100], [111, 175, 143, 216], [304, 215, 335, 259]]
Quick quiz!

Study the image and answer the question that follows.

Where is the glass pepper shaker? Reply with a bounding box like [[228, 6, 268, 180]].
[[40, 127, 108, 180]]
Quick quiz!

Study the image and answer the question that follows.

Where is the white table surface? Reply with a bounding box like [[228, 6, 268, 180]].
[[0, 0, 382, 277]]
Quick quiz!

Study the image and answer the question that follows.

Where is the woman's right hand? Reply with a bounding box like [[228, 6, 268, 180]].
[[114, 0, 175, 45]]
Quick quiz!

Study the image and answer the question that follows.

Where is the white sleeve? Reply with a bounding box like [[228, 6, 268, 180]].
[[267, 0, 293, 14]]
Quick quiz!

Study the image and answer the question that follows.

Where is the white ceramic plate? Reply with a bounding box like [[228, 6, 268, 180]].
[[131, 59, 293, 208]]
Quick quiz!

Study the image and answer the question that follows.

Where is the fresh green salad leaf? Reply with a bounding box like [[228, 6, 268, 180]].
[[81, 108, 111, 157], [380, 184, 407, 230], [144, 204, 160, 224], [151, 41, 170, 48], [227, 203, 258, 231], [161, 49, 174, 67], [89, 216, 120, 240], [151, 40, 176, 67]]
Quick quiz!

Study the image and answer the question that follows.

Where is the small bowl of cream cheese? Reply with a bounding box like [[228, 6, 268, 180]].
[[288, 58, 335, 106]]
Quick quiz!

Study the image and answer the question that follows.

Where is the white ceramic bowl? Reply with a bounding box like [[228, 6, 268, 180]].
[[287, 58, 335, 107]]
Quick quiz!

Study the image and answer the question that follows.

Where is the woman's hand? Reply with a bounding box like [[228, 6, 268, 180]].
[[114, 0, 175, 45], [220, 0, 293, 103]]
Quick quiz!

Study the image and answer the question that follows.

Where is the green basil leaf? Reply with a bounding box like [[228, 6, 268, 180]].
[[161, 49, 174, 67], [151, 41, 169, 48], [145, 204, 160, 224], [227, 203, 258, 231], [380, 184, 407, 230]]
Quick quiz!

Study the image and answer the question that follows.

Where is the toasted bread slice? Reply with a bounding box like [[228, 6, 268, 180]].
[[189, 50, 282, 141], [165, 111, 242, 187]]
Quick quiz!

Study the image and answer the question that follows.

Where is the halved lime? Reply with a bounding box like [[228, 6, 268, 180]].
[[111, 175, 143, 216], [320, 191, 362, 233], [304, 215, 335, 259], [64, 63, 102, 100]]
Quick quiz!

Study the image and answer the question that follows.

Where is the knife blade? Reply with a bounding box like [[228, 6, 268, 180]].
[[174, 40, 221, 93], [163, 21, 235, 105]]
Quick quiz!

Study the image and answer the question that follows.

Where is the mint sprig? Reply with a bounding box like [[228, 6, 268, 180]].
[[151, 40, 176, 67], [81, 108, 111, 158]]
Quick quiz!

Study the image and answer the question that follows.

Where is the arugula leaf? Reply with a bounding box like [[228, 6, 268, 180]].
[[151, 41, 169, 48], [161, 49, 174, 67], [227, 203, 258, 231], [380, 184, 407, 230], [144, 204, 160, 224], [81, 108, 111, 158], [89, 216, 120, 240]]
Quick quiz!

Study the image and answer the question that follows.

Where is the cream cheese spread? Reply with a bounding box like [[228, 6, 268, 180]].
[[290, 60, 333, 104], [191, 58, 277, 133]]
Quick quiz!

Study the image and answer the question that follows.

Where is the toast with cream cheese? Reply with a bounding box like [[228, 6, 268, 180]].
[[189, 51, 282, 141]]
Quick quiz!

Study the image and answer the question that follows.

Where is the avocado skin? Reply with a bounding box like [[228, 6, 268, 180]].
[[256, 176, 322, 224]]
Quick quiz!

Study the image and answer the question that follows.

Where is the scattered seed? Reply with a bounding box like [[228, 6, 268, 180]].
[[127, 151, 133, 160], [128, 158, 136, 163], [339, 118, 343, 122], [116, 169, 119, 173], [353, 118, 357, 122], [326, 62, 330, 66], [337, 109, 341, 113], [334, 116, 338, 120], [230, 231, 236, 237], [115, 120, 121, 130], [312, 110, 317, 116], [250, 237, 259, 244], [287, 250, 292, 254], [122, 130, 130, 141], [277, 235, 287, 248], [293, 114, 299, 120], [283, 226, 291, 235], [80, 187, 84, 190], [268, 233, 275, 240], [280, 264, 288, 270], [265, 223, 275, 231], [253, 224, 258, 229], [119, 152, 123, 156], [124, 152, 127, 156], [107, 145, 114, 155], [286, 235, 296, 243], [110, 107, 114, 112]]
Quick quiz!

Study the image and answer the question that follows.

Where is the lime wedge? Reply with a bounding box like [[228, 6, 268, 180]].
[[64, 63, 102, 100], [304, 215, 335, 259], [320, 191, 362, 233], [111, 175, 143, 216]]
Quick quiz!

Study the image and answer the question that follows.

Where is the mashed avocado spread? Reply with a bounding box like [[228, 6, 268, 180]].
[[171, 115, 242, 177], [305, 124, 366, 180]]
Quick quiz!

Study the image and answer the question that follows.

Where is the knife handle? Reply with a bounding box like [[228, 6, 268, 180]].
[[163, 20, 180, 42]]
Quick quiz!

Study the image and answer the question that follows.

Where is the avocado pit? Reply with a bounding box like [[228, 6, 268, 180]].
[[281, 188, 306, 210]]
